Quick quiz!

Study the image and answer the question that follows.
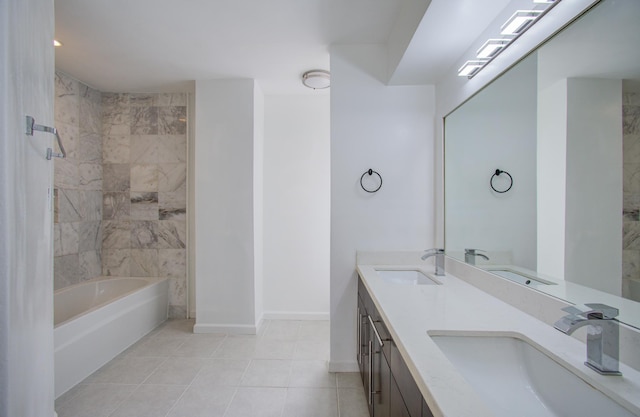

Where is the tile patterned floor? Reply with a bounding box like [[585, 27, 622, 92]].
[[55, 319, 369, 417]]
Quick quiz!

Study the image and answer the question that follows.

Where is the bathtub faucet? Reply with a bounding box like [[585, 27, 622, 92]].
[[421, 248, 445, 276], [553, 303, 622, 375]]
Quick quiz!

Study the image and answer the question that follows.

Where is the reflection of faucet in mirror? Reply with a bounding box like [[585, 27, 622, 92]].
[[553, 303, 622, 375], [421, 248, 445, 276], [464, 249, 489, 265]]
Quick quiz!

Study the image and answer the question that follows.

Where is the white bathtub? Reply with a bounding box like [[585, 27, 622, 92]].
[[54, 276, 169, 398]]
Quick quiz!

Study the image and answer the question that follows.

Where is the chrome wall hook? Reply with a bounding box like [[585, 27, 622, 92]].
[[25, 115, 66, 160]]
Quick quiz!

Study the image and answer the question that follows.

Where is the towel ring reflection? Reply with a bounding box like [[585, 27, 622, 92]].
[[360, 169, 382, 193], [490, 169, 513, 193]]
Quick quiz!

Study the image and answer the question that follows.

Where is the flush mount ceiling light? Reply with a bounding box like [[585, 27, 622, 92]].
[[500, 10, 543, 35], [476, 39, 511, 59], [457, 61, 487, 77], [302, 70, 330, 90], [53, 39, 63, 47]]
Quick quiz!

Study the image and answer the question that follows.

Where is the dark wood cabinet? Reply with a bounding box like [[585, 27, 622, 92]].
[[358, 276, 436, 417]]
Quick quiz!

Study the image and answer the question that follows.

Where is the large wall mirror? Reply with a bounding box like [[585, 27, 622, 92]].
[[444, 0, 640, 328]]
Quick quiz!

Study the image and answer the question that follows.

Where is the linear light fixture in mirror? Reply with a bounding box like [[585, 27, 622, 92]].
[[444, 0, 640, 328]]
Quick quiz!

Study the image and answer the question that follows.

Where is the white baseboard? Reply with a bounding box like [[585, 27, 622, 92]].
[[193, 323, 259, 335], [328, 360, 359, 373], [262, 311, 330, 321]]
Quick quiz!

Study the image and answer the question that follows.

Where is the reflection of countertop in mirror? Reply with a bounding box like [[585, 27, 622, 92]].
[[357, 251, 640, 417], [476, 263, 640, 328]]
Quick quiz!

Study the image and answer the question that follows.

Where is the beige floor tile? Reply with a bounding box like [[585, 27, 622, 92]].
[[224, 387, 287, 417], [191, 358, 251, 387], [109, 384, 186, 417], [240, 359, 292, 387], [289, 360, 336, 388], [84, 356, 165, 384], [253, 338, 296, 359], [298, 321, 330, 342], [144, 356, 206, 385], [174, 334, 226, 357], [125, 335, 186, 357], [337, 388, 369, 417], [294, 340, 329, 360], [282, 387, 338, 417], [166, 385, 236, 417], [55, 383, 136, 417], [262, 320, 302, 340], [212, 336, 259, 359], [336, 372, 364, 388]]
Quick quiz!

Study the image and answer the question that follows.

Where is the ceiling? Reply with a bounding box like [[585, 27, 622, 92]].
[[54, 0, 512, 94]]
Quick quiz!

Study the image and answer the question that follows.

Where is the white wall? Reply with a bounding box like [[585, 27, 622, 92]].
[[263, 94, 330, 319], [254, 85, 265, 324], [0, 0, 55, 415], [194, 79, 261, 333], [330, 44, 435, 371], [564, 78, 622, 294], [445, 54, 537, 269], [537, 78, 568, 278]]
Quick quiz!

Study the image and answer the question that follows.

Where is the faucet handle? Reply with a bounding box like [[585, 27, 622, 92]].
[[421, 248, 444, 260], [464, 248, 486, 254], [562, 304, 619, 320], [584, 303, 619, 319]]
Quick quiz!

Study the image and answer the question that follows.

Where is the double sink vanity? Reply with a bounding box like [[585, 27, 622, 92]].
[[356, 251, 640, 417]]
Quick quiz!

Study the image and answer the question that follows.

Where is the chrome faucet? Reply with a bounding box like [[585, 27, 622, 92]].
[[464, 248, 489, 265], [421, 248, 445, 276], [553, 303, 622, 375]]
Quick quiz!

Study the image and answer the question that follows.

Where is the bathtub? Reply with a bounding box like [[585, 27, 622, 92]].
[[54, 276, 169, 398]]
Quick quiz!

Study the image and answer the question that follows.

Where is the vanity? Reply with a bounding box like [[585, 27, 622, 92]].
[[356, 251, 640, 417]]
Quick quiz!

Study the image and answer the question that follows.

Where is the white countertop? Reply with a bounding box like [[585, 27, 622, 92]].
[[357, 258, 640, 417]]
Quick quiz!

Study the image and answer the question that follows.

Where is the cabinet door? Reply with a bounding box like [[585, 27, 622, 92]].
[[357, 297, 369, 385], [390, 376, 411, 417], [391, 341, 422, 417], [370, 317, 390, 417]]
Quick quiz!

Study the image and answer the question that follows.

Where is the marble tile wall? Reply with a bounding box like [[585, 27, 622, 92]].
[[54, 71, 103, 290], [623, 91, 640, 301], [102, 93, 188, 318]]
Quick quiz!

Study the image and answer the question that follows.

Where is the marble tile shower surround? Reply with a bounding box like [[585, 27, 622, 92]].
[[623, 91, 640, 300], [54, 71, 104, 290], [102, 92, 187, 318], [53, 74, 188, 318]]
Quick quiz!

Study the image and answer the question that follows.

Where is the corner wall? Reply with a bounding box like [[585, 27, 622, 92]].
[[53, 71, 103, 290], [263, 94, 330, 319], [0, 0, 55, 414], [194, 79, 261, 333], [330, 44, 435, 371]]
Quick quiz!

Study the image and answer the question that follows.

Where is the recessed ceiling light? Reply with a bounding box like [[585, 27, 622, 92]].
[[302, 70, 330, 90], [53, 39, 63, 47], [500, 10, 542, 36], [476, 39, 511, 59], [458, 61, 487, 78]]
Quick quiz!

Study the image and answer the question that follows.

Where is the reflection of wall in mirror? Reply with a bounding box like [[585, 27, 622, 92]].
[[445, 54, 537, 270], [623, 89, 640, 302]]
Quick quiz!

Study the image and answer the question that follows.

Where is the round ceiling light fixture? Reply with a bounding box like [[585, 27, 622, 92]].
[[302, 70, 330, 90]]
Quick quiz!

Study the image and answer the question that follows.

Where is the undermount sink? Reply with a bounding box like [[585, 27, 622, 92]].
[[375, 269, 439, 285], [485, 268, 555, 287], [429, 332, 635, 417]]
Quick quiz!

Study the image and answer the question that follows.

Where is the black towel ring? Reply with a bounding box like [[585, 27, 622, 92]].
[[360, 169, 382, 193], [490, 169, 513, 193]]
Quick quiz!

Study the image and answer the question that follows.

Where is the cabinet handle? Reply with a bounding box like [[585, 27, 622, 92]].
[[368, 315, 384, 347], [368, 339, 373, 405], [357, 307, 361, 365]]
